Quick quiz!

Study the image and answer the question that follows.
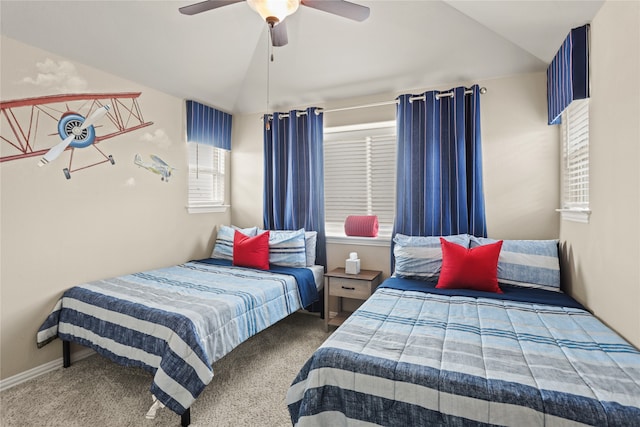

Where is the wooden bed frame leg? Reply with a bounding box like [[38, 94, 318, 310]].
[[63, 340, 71, 368], [181, 408, 190, 426]]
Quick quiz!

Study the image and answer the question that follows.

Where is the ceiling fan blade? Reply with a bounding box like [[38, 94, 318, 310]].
[[80, 104, 110, 130], [179, 0, 244, 16], [270, 21, 288, 47], [38, 134, 75, 167], [302, 0, 370, 22]]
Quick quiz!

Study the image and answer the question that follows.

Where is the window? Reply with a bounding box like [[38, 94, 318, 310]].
[[187, 143, 227, 213], [559, 98, 590, 222], [324, 121, 396, 240]]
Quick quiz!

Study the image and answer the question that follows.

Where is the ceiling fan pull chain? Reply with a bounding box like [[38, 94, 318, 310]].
[[265, 26, 271, 130]]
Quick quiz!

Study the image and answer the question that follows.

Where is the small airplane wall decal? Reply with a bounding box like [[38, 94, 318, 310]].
[[134, 153, 174, 182]]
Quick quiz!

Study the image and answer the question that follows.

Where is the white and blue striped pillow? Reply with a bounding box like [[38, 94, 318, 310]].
[[211, 225, 259, 260], [470, 237, 561, 292], [268, 229, 307, 267], [393, 233, 471, 280]]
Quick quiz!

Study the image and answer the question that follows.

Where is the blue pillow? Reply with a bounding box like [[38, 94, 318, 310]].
[[470, 237, 561, 292], [211, 225, 259, 260], [393, 233, 471, 280], [268, 229, 307, 268]]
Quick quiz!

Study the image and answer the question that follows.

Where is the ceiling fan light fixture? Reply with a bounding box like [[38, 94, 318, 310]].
[[247, 0, 300, 24]]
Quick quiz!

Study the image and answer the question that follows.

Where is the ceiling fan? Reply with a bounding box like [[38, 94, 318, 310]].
[[179, 0, 370, 47]]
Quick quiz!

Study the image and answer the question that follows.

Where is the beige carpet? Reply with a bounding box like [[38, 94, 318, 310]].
[[1, 312, 331, 427]]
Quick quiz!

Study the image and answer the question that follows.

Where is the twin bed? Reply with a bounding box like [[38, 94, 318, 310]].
[[37, 229, 640, 426], [37, 226, 323, 426], [288, 234, 640, 426]]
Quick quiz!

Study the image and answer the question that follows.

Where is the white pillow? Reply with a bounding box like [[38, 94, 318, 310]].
[[304, 231, 318, 266]]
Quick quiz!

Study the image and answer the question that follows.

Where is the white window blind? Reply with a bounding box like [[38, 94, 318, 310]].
[[324, 122, 396, 237], [188, 143, 226, 213], [559, 98, 590, 221]]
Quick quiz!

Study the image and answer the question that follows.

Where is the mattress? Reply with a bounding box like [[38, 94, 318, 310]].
[[308, 264, 325, 291]]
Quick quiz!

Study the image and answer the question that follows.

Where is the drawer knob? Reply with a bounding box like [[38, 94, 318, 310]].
[[341, 286, 356, 290]]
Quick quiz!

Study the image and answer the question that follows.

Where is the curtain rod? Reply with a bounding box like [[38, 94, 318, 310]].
[[267, 86, 487, 119], [323, 86, 488, 114]]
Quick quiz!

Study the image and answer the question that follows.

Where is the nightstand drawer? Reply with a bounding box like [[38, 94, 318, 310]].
[[324, 268, 382, 331], [329, 277, 371, 299]]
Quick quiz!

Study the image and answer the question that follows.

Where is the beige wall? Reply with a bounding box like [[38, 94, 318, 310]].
[[559, 0, 640, 348], [0, 37, 230, 379]]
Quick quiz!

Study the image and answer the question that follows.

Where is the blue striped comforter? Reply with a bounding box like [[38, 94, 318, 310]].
[[37, 260, 317, 416], [288, 278, 640, 426]]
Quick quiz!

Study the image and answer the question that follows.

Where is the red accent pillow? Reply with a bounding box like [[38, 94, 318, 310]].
[[436, 237, 503, 293], [344, 215, 379, 237], [233, 230, 270, 270]]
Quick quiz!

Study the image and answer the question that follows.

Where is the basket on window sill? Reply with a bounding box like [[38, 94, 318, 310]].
[[344, 215, 378, 237]]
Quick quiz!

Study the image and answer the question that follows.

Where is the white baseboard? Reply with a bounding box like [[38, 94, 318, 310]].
[[0, 348, 95, 393]]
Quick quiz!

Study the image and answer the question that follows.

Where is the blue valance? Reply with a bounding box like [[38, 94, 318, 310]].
[[186, 100, 232, 150], [547, 24, 590, 125]]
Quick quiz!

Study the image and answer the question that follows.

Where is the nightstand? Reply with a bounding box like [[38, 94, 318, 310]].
[[324, 267, 382, 332]]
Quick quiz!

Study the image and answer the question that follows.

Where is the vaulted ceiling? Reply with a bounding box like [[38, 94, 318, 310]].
[[1, 1, 603, 114]]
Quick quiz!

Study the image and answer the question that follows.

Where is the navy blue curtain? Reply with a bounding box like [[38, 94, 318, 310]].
[[547, 24, 590, 125], [394, 85, 486, 238], [263, 107, 326, 268], [186, 100, 232, 149]]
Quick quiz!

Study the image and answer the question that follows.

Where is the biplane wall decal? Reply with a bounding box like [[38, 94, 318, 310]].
[[1, 92, 153, 178]]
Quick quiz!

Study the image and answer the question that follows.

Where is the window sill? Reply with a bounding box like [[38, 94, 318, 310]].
[[187, 204, 229, 214], [556, 208, 591, 223], [326, 234, 391, 247]]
